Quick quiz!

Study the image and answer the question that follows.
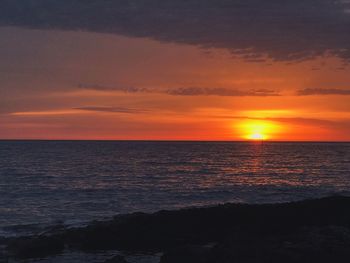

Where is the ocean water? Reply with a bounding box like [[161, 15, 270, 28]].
[[1, 141, 350, 238]]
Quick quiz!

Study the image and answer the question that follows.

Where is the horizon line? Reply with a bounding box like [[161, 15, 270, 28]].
[[0, 139, 349, 143]]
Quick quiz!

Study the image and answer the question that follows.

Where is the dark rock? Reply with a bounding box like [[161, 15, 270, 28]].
[[284, 226, 350, 263], [6, 196, 350, 260], [209, 226, 350, 263], [103, 255, 129, 263], [7, 235, 64, 259], [0, 253, 8, 263], [161, 245, 212, 263], [63, 196, 350, 252]]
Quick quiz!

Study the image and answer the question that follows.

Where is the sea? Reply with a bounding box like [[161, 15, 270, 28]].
[[1, 141, 350, 262]]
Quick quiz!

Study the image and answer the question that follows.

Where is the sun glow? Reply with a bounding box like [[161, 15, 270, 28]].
[[250, 133, 265, 140], [238, 120, 282, 141]]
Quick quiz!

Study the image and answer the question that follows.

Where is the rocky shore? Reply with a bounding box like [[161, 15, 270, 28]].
[[2, 196, 350, 262]]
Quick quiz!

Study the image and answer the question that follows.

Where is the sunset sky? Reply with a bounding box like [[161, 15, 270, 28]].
[[1, 0, 350, 141]]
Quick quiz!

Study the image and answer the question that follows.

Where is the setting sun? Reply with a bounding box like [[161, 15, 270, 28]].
[[238, 120, 283, 141], [250, 133, 265, 141]]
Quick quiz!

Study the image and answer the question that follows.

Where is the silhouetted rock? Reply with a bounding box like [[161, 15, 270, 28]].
[[103, 255, 130, 263], [62, 196, 350, 252], [7, 235, 64, 259], [0, 252, 8, 263], [161, 245, 212, 263], [4, 196, 350, 262], [209, 226, 350, 263], [160, 226, 350, 263]]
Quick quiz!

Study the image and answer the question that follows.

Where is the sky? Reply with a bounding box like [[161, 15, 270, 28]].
[[1, 0, 350, 141]]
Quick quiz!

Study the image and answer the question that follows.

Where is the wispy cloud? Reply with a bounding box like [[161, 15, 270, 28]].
[[167, 87, 279, 97], [297, 88, 350, 96], [9, 107, 146, 116], [78, 84, 150, 93], [79, 83, 280, 97], [1, 0, 350, 62], [10, 110, 85, 116], [74, 106, 146, 114]]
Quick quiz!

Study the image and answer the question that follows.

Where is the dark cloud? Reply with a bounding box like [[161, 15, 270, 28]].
[[298, 88, 350, 96], [78, 84, 150, 93], [167, 87, 279, 97], [74, 106, 145, 114], [1, 0, 350, 62], [79, 83, 280, 97]]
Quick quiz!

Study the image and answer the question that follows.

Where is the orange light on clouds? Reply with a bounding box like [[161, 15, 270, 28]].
[[1, 27, 350, 141], [238, 120, 284, 141]]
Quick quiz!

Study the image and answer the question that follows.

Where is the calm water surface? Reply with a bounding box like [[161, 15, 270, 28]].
[[0, 141, 350, 236]]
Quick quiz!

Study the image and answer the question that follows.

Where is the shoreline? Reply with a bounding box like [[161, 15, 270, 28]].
[[2, 195, 350, 262]]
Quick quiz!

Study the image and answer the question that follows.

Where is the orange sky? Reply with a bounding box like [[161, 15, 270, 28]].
[[1, 27, 350, 141]]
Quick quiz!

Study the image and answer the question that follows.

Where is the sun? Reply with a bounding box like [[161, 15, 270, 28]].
[[250, 133, 265, 140], [246, 122, 267, 140], [237, 120, 282, 141]]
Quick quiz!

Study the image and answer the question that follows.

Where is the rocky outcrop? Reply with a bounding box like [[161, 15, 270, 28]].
[[160, 245, 212, 263], [3, 196, 350, 262], [210, 226, 350, 263], [160, 226, 350, 263], [0, 252, 8, 263], [102, 255, 130, 263], [7, 235, 64, 259], [61, 196, 350, 252]]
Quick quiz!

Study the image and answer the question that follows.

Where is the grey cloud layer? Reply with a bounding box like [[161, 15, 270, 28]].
[[81, 84, 350, 97], [79, 83, 279, 97], [78, 84, 149, 93], [74, 106, 145, 114], [1, 0, 350, 62], [298, 88, 350, 96]]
